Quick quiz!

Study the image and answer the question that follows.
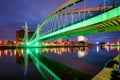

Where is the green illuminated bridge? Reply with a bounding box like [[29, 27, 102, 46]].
[[23, 0, 120, 46], [21, 0, 120, 79]]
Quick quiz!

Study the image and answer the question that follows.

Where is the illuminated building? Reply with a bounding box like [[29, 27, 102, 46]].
[[0, 40, 7, 46], [77, 36, 88, 42], [16, 30, 24, 42], [117, 40, 120, 45], [16, 30, 34, 44], [56, 39, 63, 44]]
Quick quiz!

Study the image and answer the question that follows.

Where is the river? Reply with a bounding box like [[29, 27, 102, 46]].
[[0, 46, 119, 80]]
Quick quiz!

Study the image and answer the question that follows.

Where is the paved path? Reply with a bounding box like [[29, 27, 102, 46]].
[[92, 54, 120, 80]]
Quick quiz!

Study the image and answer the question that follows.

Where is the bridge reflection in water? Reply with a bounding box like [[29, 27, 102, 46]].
[[0, 46, 120, 79], [25, 48, 61, 80], [23, 47, 90, 80], [24, 46, 120, 79]]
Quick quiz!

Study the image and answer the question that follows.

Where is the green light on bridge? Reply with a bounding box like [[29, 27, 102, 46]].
[[34, 6, 120, 42], [24, 6, 120, 46]]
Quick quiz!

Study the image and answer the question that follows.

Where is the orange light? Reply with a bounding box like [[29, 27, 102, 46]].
[[0, 50, 1, 57]]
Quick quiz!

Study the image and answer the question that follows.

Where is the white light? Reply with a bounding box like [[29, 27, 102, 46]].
[[96, 46, 99, 52], [78, 36, 87, 42], [96, 42, 99, 45]]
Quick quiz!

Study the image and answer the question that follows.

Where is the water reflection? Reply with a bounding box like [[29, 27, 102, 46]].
[[24, 49, 29, 77], [42, 47, 74, 55], [0, 48, 61, 80], [0, 47, 90, 79], [0, 46, 120, 79], [42, 47, 88, 58], [96, 46, 100, 53], [117, 46, 120, 51], [0, 49, 23, 58], [26, 48, 61, 80], [0, 46, 120, 58], [103, 45, 120, 52], [77, 47, 88, 58], [94, 45, 120, 53]]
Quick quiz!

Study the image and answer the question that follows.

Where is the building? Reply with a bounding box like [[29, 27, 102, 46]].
[[77, 36, 88, 46], [16, 30, 24, 42], [16, 30, 34, 45], [77, 36, 88, 42]]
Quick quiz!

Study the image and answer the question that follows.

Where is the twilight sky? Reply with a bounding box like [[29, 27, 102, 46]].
[[0, 0, 120, 42], [0, 0, 66, 40]]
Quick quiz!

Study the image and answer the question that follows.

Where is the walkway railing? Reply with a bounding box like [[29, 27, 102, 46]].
[[42, 0, 120, 35], [28, 0, 120, 44]]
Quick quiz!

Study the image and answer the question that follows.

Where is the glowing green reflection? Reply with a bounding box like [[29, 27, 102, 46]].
[[26, 48, 61, 80]]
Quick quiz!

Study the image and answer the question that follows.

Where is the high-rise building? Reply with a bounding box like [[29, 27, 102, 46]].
[[16, 30, 34, 44], [16, 30, 24, 42]]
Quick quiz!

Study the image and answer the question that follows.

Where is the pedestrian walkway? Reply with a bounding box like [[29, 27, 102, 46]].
[[92, 68, 113, 80], [92, 54, 120, 80]]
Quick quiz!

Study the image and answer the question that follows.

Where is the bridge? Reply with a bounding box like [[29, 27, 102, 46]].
[[22, 0, 120, 46], [21, 0, 120, 79]]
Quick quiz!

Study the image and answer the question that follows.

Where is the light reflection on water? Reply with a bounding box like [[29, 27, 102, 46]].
[[42, 47, 88, 58], [42, 46, 120, 76], [0, 46, 120, 79]]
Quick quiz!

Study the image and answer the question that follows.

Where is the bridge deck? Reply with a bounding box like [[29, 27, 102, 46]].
[[28, 6, 120, 45], [39, 6, 120, 41]]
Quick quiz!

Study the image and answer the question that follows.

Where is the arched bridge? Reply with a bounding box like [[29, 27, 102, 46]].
[[25, 0, 120, 45]]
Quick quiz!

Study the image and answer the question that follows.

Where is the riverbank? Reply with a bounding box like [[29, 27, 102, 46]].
[[0, 46, 16, 49], [92, 54, 120, 80], [0, 45, 92, 49]]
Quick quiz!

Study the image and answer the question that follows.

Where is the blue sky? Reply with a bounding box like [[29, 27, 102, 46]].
[[0, 0, 66, 40]]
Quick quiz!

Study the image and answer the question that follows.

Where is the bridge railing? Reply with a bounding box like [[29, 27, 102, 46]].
[[40, 0, 120, 37]]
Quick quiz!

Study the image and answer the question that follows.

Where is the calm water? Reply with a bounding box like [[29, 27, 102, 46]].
[[0, 46, 119, 80]]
